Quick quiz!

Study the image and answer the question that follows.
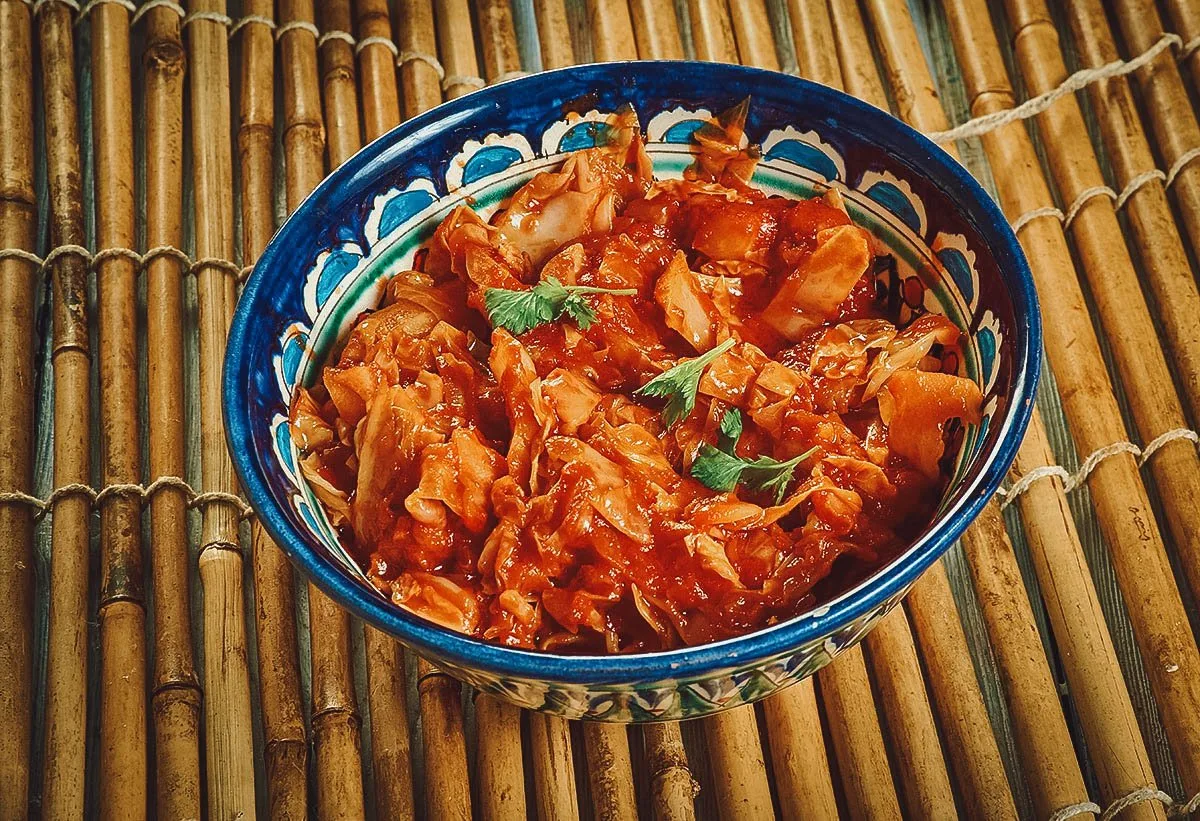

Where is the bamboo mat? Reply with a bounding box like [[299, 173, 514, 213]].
[[5, 0, 1200, 818]]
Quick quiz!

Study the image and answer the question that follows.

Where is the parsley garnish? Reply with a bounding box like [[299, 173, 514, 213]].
[[634, 338, 737, 427], [483, 277, 637, 335], [691, 408, 818, 503]]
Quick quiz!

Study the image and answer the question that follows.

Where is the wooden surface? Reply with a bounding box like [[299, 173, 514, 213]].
[[8, 0, 1200, 818]]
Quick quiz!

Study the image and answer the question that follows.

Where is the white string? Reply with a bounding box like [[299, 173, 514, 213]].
[[181, 9, 230, 28], [396, 49, 444, 79], [0, 475, 255, 522], [1100, 788, 1175, 821], [442, 73, 485, 92], [228, 14, 274, 35], [1048, 801, 1102, 821], [999, 428, 1200, 508], [76, 0, 135, 20], [496, 69, 528, 82], [1, 243, 251, 282], [275, 19, 318, 40], [1166, 146, 1200, 188], [1180, 35, 1200, 61], [129, 0, 182, 26], [357, 35, 399, 58], [1011, 206, 1063, 233], [929, 33, 1181, 144], [317, 29, 354, 48], [33, 0, 80, 14]]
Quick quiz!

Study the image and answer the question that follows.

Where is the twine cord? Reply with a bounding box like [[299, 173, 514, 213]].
[[442, 73, 486, 92], [929, 33, 1181, 144], [1181, 35, 1200, 61], [318, 29, 355, 48], [0, 243, 251, 283], [228, 14, 274, 35], [128, 0, 182, 26], [275, 19, 318, 40], [496, 69, 529, 82], [33, 0, 81, 15], [396, 49, 444, 79], [999, 428, 1200, 508], [356, 35, 399, 58], [0, 475, 255, 522], [75, 0, 135, 21], [181, 9, 231, 28]]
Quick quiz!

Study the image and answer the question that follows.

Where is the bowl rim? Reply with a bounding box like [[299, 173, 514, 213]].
[[225, 60, 1042, 686]]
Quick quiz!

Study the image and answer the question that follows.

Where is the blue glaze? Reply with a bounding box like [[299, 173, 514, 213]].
[[224, 62, 1041, 721]]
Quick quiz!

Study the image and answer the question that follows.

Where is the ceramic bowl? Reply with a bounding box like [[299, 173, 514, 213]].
[[225, 61, 1040, 721]]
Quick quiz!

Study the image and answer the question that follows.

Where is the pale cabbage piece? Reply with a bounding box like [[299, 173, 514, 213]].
[[585, 420, 680, 493], [808, 319, 897, 412], [878, 369, 983, 478], [298, 453, 350, 525], [290, 387, 335, 451], [686, 532, 743, 586], [539, 435, 652, 544], [404, 428, 506, 534], [761, 224, 873, 340], [745, 360, 808, 437], [655, 251, 721, 351], [391, 572, 482, 634], [631, 583, 676, 647], [540, 368, 602, 435], [862, 314, 960, 399], [490, 329, 555, 491], [428, 204, 531, 296], [698, 342, 770, 406], [823, 454, 896, 498]]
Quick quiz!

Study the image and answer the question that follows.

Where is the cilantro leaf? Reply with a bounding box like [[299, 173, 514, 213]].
[[634, 337, 737, 427], [483, 276, 636, 335]]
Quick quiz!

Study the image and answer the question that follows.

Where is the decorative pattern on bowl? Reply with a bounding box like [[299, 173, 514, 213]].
[[226, 62, 1039, 721]]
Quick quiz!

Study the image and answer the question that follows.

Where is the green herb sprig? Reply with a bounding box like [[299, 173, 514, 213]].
[[634, 337, 737, 427], [690, 408, 819, 503], [484, 277, 637, 335]]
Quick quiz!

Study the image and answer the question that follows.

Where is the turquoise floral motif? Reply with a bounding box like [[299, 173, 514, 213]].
[[858, 170, 928, 237], [269, 103, 1005, 721], [446, 132, 536, 191], [761, 126, 846, 183]]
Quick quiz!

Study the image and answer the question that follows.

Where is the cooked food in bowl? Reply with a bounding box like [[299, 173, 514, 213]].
[[289, 105, 983, 653]]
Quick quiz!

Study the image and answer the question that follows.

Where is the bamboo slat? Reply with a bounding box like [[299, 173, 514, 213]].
[[944, 0, 1200, 794], [474, 694, 527, 821], [582, 724, 637, 821], [279, 2, 368, 815], [588, 0, 638, 62], [350, 4, 420, 818], [143, 5, 203, 817], [727, 0, 777, 69], [642, 723, 698, 821], [186, 0, 258, 814], [434, 0, 483, 99], [787, 0, 839, 85], [827, 0, 888, 108], [688, 0, 737, 63], [529, 712, 581, 820], [236, 5, 310, 817], [37, 2, 93, 816], [760, 679, 838, 819], [0, 1, 36, 814], [535, 0, 574, 67], [1158, 0, 1200, 100], [90, 5, 148, 816], [1005, 0, 1200, 630], [864, 2, 1166, 814], [1062, 0, 1200, 421], [417, 660, 472, 821], [1108, 0, 1200, 262], [396, 0, 443, 117], [703, 706, 775, 820], [477, 0, 523, 81], [628, 0, 683, 59]]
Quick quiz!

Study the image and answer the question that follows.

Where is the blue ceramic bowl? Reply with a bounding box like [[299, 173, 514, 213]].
[[225, 62, 1040, 721]]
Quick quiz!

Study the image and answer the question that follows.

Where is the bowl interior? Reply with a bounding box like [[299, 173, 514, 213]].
[[226, 62, 1038, 690]]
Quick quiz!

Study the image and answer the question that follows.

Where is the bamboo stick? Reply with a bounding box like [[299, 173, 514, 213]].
[[629, 0, 684, 59], [185, 0, 258, 815], [37, 1, 93, 815], [529, 712, 581, 820], [827, 0, 888, 107], [643, 723, 697, 821], [90, 4, 149, 816], [1006, 0, 1200, 623], [862, 610, 957, 819], [688, 0, 737, 62], [792, 15, 957, 816], [760, 680, 838, 819], [236, 6, 310, 817], [417, 659, 472, 821], [788, 0, 839, 85], [433, 0, 482, 99], [1063, 0, 1200, 423], [474, 694, 527, 821], [476, 0, 523, 81], [727, 0, 777, 69], [865, 2, 1166, 815], [279, 2, 368, 815], [144, 5, 203, 818], [535, 0, 574, 67], [350, 4, 420, 819], [395, 0, 443, 117], [819, 647, 904, 819], [703, 705, 775, 820], [943, 0, 1200, 793], [0, 1, 36, 814], [1158, 0, 1200, 93], [1108, 0, 1200, 262], [588, 0, 638, 62], [582, 724, 638, 821]]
